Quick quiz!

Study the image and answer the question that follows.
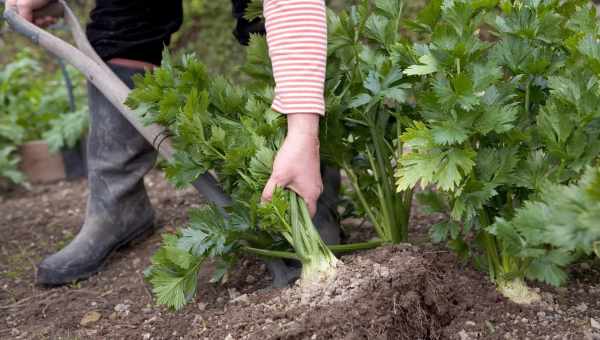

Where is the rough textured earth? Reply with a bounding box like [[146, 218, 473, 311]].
[[197, 245, 453, 340], [1, 171, 600, 339]]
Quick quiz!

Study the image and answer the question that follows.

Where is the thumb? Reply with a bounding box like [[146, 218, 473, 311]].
[[261, 177, 279, 203]]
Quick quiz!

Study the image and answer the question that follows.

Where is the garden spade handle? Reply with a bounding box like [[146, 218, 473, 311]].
[[3, 0, 232, 209]]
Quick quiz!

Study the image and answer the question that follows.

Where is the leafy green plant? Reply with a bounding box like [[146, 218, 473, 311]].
[[128, 50, 377, 310], [130, 0, 422, 310], [0, 53, 39, 185], [43, 108, 89, 153], [494, 165, 600, 278], [171, 0, 246, 80], [395, 0, 600, 303], [0, 51, 88, 185], [0, 146, 24, 185], [322, 0, 414, 244]]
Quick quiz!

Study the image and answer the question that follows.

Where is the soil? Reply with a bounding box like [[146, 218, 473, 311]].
[[1, 171, 600, 340]]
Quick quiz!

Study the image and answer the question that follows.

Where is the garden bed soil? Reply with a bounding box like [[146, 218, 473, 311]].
[[1, 171, 600, 339]]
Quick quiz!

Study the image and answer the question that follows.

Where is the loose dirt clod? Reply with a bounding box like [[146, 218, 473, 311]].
[[198, 245, 454, 340]]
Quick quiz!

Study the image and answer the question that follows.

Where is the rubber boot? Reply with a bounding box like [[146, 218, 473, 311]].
[[267, 165, 343, 288], [313, 165, 343, 245], [37, 64, 157, 285]]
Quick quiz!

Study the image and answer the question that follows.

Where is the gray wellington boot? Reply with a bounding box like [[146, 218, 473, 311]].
[[37, 64, 157, 285], [313, 165, 342, 245], [267, 165, 343, 287]]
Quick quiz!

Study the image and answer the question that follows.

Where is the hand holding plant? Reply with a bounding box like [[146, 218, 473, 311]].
[[262, 113, 323, 216]]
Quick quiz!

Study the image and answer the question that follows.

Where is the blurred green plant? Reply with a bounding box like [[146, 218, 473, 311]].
[[0, 50, 88, 185], [171, 0, 246, 80]]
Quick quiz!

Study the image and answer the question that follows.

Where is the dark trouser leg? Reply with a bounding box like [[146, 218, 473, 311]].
[[314, 165, 342, 245], [37, 65, 156, 285]]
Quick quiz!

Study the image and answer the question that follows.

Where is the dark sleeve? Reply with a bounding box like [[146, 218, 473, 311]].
[[231, 0, 266, 45], [86, 0, 183, 65]]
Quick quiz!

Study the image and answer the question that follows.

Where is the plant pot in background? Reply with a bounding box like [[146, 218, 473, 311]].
[[18, 139, 87, 184]]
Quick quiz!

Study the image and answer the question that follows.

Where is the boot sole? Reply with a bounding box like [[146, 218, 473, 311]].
[[36, 222, 157, 286]]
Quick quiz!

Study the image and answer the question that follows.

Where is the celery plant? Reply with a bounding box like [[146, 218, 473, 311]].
[[395, 0, 600, 303], [127, 48, 378, 309], [321, 0, 414, 244]]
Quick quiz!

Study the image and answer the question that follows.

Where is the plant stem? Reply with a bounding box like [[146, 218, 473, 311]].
[[242, 246, 301, 261], [342, 163, 385, 239], [366, 148, 393, 241], [245, 241, 384, 260], [479, 210, 503, 282], [399, 189, 413, 239], [368, 106, 406, 242], [329, 240, 384, 254], [290, 192, 338, 263]]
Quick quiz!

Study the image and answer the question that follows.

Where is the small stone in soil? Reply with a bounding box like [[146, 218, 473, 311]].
[[144, 316, 160, 324], [114, 303, 130, 313], [232, 294, 250, 304], [80, 311, 101, 327], [458, 329, 472, 340], [592, 318, 600, 330]]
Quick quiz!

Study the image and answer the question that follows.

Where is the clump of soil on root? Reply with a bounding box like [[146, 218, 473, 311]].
[[199, 245, 454, 340]]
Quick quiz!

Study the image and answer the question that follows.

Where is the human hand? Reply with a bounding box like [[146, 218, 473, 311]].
[[261, 113, 322, 216], [5, 0, 56, 26]]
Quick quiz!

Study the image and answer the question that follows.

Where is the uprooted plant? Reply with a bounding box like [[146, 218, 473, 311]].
[[127, 48, 378, 309], [128, 0, 421, 310]]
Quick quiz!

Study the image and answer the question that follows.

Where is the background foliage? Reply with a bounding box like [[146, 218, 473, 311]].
[[0, 0, 255, 185]]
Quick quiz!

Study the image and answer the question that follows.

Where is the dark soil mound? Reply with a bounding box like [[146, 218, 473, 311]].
[[199, 245, 454, 340], [3, 173, 599, 339]]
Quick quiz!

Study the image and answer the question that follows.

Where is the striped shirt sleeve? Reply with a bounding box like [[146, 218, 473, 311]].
[[263, 0, 327, 116]]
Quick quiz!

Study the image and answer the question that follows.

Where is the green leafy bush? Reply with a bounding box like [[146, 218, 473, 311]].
[[128, 49, 362, 310], [0, 51, 88, 185], [323, 0, 415, 243], [0, 146, 24, 185], [171, 0, 246, 80], [395, 0, 600, 302], [498, 166, 600, 261]]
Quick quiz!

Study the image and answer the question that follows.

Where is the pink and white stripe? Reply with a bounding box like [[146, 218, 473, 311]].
[[263, 0, 327, 116]]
